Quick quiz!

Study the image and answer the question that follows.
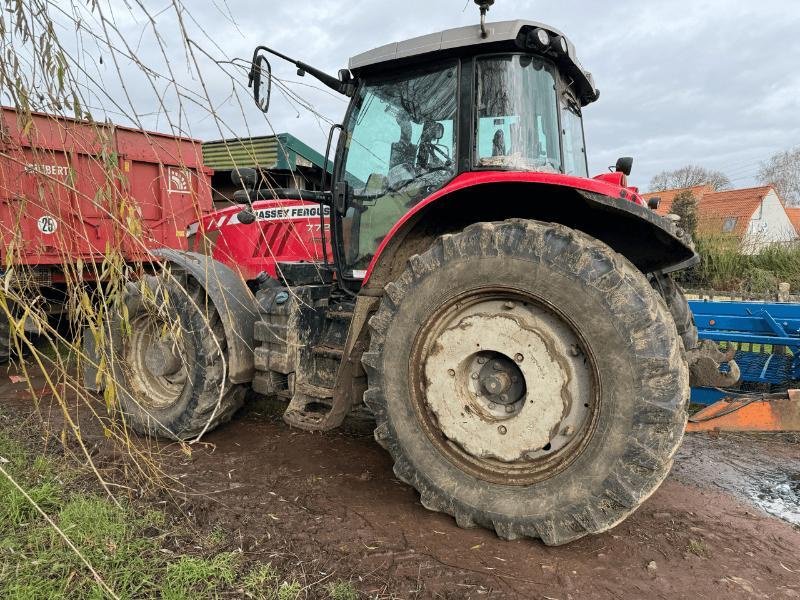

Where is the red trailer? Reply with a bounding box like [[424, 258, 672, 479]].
[[0, 107, 214, 358], [0, 107, 212, 277]]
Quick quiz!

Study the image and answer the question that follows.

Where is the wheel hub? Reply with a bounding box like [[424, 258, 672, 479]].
[[421, 296, 593, 465], [477, 356, 524, 404], [126, 313, 189, 410], [144, 338, 182, 377]]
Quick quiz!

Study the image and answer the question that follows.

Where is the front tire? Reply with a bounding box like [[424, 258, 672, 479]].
[[110, 276, 246, 440], [652, 273, 698, 351], [362, 220, 688, 545]]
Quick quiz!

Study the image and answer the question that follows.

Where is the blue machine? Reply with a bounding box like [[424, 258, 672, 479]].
[[689, 300, 800, 404]]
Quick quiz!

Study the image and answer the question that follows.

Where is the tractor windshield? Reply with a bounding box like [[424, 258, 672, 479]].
[[339, 62, 458, 273], [475, 55, 561, 172]]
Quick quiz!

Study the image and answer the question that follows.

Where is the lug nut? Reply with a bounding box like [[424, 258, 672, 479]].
[[448, 369, 455, 377], [503, 301, 515, 310], [505, 405, 515, 413], [562, 425, 575, 436], [498, 425, 507, 435], [500, 394, 508, 402], [492, 361, 503, 371], [488, 402, 497, 410], [514, 353, 524, 363], [477, 357, 486, 364], [569, 344, 580, 357], [471, 372, 479, 380]]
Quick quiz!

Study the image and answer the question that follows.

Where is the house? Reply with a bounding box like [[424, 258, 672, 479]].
[[644, 184, 715, 216], [202, 133, 330, 209], [642, 185, 799, 253], [786, 206, 800, 236]]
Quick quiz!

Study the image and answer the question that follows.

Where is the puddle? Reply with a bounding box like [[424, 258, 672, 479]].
[[673, 434, 800, 527], [750, 472, 800, 526]]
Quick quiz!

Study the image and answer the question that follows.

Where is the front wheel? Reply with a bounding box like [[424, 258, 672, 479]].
[[108, 276, 246, 440], [363, 220, 688, 545]]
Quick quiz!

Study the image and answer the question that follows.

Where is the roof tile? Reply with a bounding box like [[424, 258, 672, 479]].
[[641, 185, 714, 215], [643, 185, 777, 236], [695, 186, 773, 235], [786, 207, 800, 235]]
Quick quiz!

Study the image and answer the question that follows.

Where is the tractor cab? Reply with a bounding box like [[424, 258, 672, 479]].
[[333, 21, 598, 277]]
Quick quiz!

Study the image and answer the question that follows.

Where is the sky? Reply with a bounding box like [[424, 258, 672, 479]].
[[15, 0, 800, 191]]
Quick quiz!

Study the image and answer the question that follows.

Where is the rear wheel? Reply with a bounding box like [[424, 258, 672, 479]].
[[110, 276, 246, 440], [363, 220, 688, 545]]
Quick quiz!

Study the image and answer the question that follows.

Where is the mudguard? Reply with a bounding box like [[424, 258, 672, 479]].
[[151, 248, 258, 384], [361, 171, 698, 289]]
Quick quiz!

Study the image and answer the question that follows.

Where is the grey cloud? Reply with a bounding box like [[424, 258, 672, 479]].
[[38, 0, 800, 190]]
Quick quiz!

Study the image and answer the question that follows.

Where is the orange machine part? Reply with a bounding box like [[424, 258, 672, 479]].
[[686, 390, 800, 432]]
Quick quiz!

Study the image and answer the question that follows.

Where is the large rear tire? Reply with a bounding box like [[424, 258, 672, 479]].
[[362, 220, 688, 545], [110, 276, 246, 440]]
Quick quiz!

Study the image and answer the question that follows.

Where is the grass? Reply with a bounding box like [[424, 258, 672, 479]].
[[679, 235, 800, 293], [0, 429, 360, 599], [687, 538, 711, 558], [327, 581, 359, 600]]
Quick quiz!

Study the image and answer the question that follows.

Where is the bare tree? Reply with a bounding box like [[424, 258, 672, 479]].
[[649, 165, 730, 192], [758, 147, 800, 206]]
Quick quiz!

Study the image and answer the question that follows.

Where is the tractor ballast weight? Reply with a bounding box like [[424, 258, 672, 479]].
[[110, 14, 734, 546]]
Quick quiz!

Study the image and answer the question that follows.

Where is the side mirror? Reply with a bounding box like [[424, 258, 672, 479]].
[[249, 53, 272, 113], [647, 196, 661, 210], [615, 156, 633, 176]]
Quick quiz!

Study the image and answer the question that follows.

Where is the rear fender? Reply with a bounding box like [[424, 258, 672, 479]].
[[151, 248, 258, 384], [361, 173, 698, 292]]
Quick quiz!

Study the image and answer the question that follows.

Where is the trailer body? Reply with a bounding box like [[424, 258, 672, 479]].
[[0, 107, 212, 276]]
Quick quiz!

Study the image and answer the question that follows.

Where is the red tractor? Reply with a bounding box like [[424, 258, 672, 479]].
[[104, 9, 733, 545]]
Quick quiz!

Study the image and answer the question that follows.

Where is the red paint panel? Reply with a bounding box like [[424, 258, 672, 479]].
[[198, 199, 331, 280], [362, 170, 647, 283]]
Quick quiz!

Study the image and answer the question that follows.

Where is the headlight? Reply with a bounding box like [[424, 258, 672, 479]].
[[551, 35, 569, 55], [526, 27, 551, 50], [536, 29, 550, 46]]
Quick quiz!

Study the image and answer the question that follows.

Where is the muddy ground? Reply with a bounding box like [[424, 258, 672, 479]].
[[2, 370, 799, 599]]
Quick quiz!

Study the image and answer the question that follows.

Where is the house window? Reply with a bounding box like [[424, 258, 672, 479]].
[[722, 217, 738, 233]]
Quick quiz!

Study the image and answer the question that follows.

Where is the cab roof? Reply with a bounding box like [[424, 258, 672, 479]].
[[348, 20, 599, 106]]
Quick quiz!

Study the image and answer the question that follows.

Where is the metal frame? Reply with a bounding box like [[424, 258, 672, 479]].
[[689, 299, 800, 404], [689, 300, 800, 353]]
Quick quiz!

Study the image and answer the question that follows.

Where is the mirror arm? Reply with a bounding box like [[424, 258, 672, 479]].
[[250, 45, 350, 95]]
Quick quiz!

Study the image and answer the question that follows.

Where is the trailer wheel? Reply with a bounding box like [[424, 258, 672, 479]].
[[362, 220, 688, 545], [0, 318, 10, 363], [111, 276, 246, 440]]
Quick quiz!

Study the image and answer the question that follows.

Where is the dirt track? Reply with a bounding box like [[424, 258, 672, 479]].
[[166, 400, 800, 599], [3, 373, 800, 599]]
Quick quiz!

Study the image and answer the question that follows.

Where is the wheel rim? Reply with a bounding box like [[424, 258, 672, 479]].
[[125, 311, 189, 410], [409, 287, 601, 486]]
